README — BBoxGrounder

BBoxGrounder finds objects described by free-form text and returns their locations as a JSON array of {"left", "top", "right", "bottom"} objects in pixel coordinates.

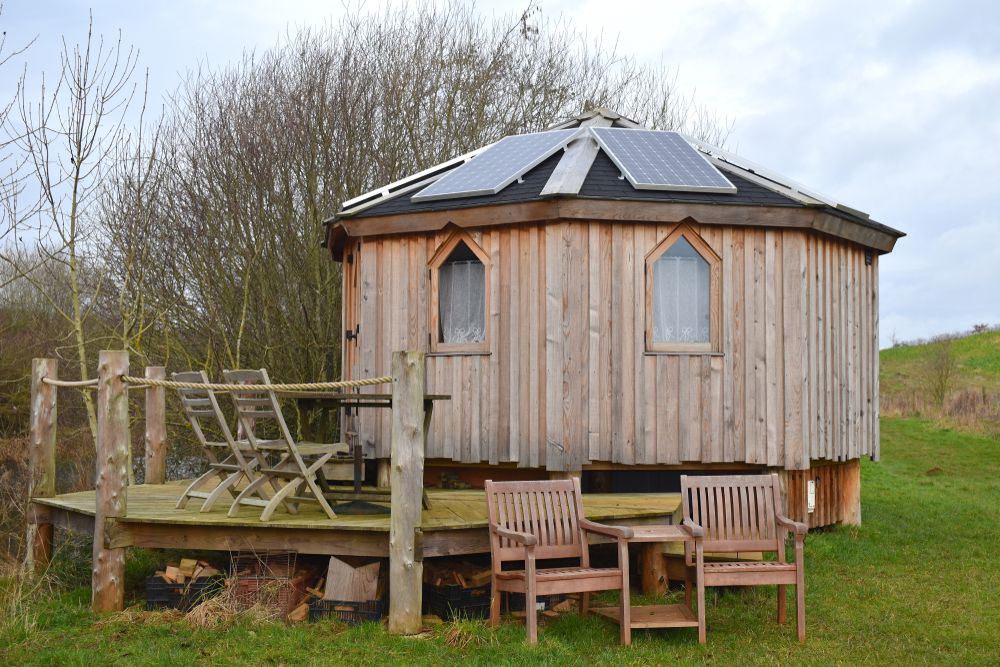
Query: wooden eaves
[{"left": 326, "top": 197, "right": 902, "bottom": 256}]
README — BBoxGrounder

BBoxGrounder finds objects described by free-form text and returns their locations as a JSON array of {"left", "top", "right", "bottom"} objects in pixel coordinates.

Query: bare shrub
[
  {"left": 0, "top": 437, "right": 29, "bottom": 561},
  {"left": 944, "top": 388, "right": 1000, "bottom": 437},
  {"left": 0, "top": 546, "right": 72, "bottom": 645},
  {"left": 884, "top": 384, "right": 1000, "bottom": 438},
  {"left": 0, "top": 428, "right": 96, "bottom": 566},
  {"left": 880, "top": 392, "right": 928, "bottom": 419},
  {"left": 925, "top": 337, "right": 957, "bottom": 409},
  {"left": 185, "top": 578, "right": 283, "bottom": 629}
]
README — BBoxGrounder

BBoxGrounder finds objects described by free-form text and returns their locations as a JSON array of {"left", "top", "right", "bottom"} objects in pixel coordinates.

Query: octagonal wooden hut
[{"left": 325, "top": 108, "right": 904, "bottom": 527}]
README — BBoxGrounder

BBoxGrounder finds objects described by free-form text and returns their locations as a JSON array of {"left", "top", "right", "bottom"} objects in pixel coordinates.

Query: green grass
[
  {"left": 3, "top": 417, "right": 999, "bottom": 665},
  {"left": 880, "top": 329, "right": 1000, "bottom": 396}
]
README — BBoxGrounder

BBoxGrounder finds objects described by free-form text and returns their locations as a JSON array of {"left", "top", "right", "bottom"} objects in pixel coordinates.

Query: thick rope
[
  {"left": 41, "top": 377, "right": 99, "bottom": 388},
  {"left": 119, "top": 375, "right": 392, "bottom": 392}
]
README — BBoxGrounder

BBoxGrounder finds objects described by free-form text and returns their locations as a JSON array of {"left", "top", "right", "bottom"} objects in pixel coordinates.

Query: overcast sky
[{"left": 3, "top": 0, "right": 998, "bottom": 346}]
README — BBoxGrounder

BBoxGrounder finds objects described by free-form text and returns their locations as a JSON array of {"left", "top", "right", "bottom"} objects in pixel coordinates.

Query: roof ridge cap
[{"left": 539, "top": 119, "right": 613, "bottom": 196}]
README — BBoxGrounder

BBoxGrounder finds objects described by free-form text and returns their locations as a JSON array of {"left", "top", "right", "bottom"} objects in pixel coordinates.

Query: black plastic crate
[
  {"left": 145, "top": 577, "right": 183, "bottom": 611},
  {"left": 145, "top": 575, "right": 225, "bottom": 611},
  {"left": 503, "top": 592, "right": 567, "bottom": 613},
  {"left": 423, "top": 582, "right": 491, "bottom": 620},
  {"left": 309, "top": 598, "right": 385, "bottom": 625},
  {"left": 420, "top": 583, "right": 568, "bottom": 619}
]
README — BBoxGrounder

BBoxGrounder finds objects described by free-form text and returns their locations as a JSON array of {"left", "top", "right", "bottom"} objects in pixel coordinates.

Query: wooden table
[
  {"left": 593, "top": 525, "right": 701, "bottom": 635},
  {"left": 277, "top": 391, "right": 450, "bottom": 507}
]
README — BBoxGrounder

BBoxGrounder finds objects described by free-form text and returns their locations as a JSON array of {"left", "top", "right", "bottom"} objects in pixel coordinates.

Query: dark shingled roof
[
  {"left": 354, "top": 148, "right": 803, "bottom": 219},
  {"left": 577, "top": 151, "right": 801, "bottom": 207},
  {"left": 354, "top": 152, "right": 564, "bottom": 218}
]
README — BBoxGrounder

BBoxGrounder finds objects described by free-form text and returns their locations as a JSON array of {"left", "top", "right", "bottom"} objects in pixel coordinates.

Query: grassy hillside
[
  {"left": 880, "top": 329, "right": 1000, "bottom": 395},
  {"left": 880, "top": 329, "right": 1000, "bottom": 436}
]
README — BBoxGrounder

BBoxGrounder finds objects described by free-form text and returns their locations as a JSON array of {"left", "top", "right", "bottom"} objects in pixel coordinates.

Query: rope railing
[
  {"left": 41, "top": 374, "right": 393, "bottom": 392},
  {"left": 119, "top": 375, "right": 393, "bottom": 392},
  {"left": 41, "top": 377, "right": 99, "bottom": 389}
]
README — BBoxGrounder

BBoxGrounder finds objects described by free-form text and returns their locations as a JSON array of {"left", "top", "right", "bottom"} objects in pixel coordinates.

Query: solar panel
[
  {"left": 589, "top": 128, "right": 736, "bottom": 194},
  {"left": 411, "top": 129, "right": 580, "bottom": 202}
]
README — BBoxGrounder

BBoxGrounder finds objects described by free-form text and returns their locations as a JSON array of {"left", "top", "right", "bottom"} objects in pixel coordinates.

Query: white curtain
[
  {"left": 651, "top": 237, "right": 710, "bottom": 343},
  {"left": 439, "top": 259, "right": 486, "bottom": 343}
]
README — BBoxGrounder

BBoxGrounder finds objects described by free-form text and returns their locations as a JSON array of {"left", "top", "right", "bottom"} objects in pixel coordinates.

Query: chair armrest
[
  {"left": 681, "top": 518, "right": 704, "bottom": 538},
  {"left": 775, "top": 513, "right": 808, "bottom": 536},
  {"left": 493, "top": 526, "right": 537, "bottom": 546},
  {"left": 579, "top": 519, "right": 634, "bottom": 540}
]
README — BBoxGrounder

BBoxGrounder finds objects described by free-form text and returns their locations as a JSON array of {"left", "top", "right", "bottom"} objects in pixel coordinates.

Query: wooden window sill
[
  {"left": 643, "top": 351, "right": 724, "bottom": 357},
  {"left": 427, "top": 350, "right": 492, "bottom": 357}
]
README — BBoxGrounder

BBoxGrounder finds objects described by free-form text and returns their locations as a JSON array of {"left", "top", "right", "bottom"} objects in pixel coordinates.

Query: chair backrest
[
  {"left": 173, "top": 370, "right": 242, "bottom": 455},
  {"left": 221, "top": 368, "right": 298, "bottom": 454},
  {"left": 484, "top": 478, "right": 589, "bottom": 563},
  {"left": 681, "top": 473, "right": 785, "bottom": 554}
]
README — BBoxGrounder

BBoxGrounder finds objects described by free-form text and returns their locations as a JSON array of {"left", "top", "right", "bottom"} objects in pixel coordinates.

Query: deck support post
[
  {"left": 26, "top": 358, "right": 58, "bottom": 574},
  {"left": 144, "top": 366, "right": 167, "bottom": 485},
  {"left": 841, "top": 459, "right": 862, "bottom": 525},
  {"left": 377, "top": 459, "right": 391, "bottom": 488},
  {"left": 639, "top": 543, "right": 671, "bottom": 595},
  {"left": 388, "top": 350, "right": 426, "bottom": 635},
  {"left": 93, "top": 350, "right": 129, "bottom": 613}
]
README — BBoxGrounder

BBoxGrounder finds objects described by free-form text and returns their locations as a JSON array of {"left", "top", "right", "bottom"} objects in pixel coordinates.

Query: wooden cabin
[{"left": 325, "top": 108, "right": 904, "bottom": 527}]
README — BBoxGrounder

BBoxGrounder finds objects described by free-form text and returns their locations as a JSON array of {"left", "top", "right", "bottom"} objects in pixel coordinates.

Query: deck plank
[{"left": 34, "top": 482, "right": 680, "bottom": 534}]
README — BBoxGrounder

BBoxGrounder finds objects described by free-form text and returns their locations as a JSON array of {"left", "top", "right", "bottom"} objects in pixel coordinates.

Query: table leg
[
  {"left": 316, "top": 465, "right": 331, "bottom": 493},
  {"left": 353, "top": 441, "right": 363, "bottom": 493},
  {"left": 619, "top": 538, "right": 632, "bottom": 646}
]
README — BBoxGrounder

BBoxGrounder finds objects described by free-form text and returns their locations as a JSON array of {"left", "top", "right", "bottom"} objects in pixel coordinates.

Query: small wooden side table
[{"left": 593, "top": 525, "right": 702, "bottom": 640}]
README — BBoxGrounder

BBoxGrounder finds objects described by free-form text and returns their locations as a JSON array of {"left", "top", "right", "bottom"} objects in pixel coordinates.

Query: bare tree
[
  {"left": 7, "top": 15, "right": 139, "bottom": 445},
  {"left": 0, "top": 2, "right": 38, "bottom": 288},
  {"left": 96, "top": 71, "right": 172, "bottom": 360}
]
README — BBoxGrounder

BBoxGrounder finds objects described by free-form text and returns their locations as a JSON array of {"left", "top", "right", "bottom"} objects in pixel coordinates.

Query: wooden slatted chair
[
  {"left": 681, "top": 473, "right": 809, "bottom": 643},
  {"left": 173, "top": 370, "right": 270, "bottom": 512},
  {"left": 223, "top": 369, "right": 348, "bottom": 521},
  {"left": 485, "top": 478, "right": 634, "bottom": 645}
]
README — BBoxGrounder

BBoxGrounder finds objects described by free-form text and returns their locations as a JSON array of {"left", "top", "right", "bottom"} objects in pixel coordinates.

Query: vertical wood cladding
[{"left": 345, "top": 221, "right": 879, "bottom": 471}]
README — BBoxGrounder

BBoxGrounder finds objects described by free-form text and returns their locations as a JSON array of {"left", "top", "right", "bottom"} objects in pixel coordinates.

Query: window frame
[
  {"left": 428, "top": 229, "right": 491, "bottom": 354},
  {"left": 644, "top": 224, "right": 722, "bottom": 353}
]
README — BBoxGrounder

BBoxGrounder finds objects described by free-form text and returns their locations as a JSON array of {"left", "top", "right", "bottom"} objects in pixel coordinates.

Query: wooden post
[
  {"left": 841, "top": 459, "right": 862, "bottom": 525},
  {"left": 377, "top": 460, "right": 391, "bottom": 488},
  {"left": 93, "top": 350, "right": 129, "bottom": 612},
  {"left": 25, "top": 358, "right": 57, "bottom": 574},
  {"left": 144, "top": 366, "right": 167, "bottom": 485},
  {"left": 388, "top": 351, "right": 426, "bottom": 635},
  {"left": 639, "top": 543, "right": 670, "bottom": 595}
]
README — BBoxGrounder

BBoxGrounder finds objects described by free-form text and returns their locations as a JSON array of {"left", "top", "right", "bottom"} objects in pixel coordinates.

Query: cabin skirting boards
[{"left": 778, "top": 458, "right": 861, "bottom": 528}]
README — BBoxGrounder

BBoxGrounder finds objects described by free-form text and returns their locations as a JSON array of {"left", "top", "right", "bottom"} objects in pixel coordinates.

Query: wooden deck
[{"left": 32, "top": 482, "right": 681, "bottom": 559}]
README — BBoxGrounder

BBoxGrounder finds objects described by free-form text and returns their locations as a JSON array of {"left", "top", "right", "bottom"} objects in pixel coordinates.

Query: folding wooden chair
[
  {"left": 173, "top": 370, "right": 269, "bottom": 512},
  {"left": 223, "top": 368, "right": 348, "bottom": 521},
  {"left": 681, "top": 473, "right": 809, "bottom": 642}
]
